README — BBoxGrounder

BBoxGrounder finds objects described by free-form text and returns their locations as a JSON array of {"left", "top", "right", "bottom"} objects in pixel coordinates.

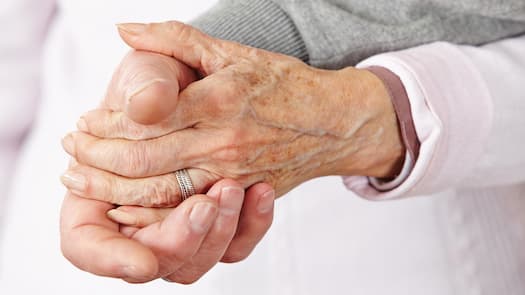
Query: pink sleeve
[{"left": 344, "top": 35, "right": 525, "bottom": 200}]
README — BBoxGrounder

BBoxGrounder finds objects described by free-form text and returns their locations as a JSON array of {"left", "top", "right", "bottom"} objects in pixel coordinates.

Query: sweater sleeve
[
  {"left": 275, "top": 0, "right": 525, "bottom": 68},
  {"left": 191, "top": 0, "right": 525, "bottom": 69},
  {"left": 344, "top": 34, "right": 525, "bottom": 200},
  {"left": 190, "top": 0, "right": 308, "bottom": 62}
]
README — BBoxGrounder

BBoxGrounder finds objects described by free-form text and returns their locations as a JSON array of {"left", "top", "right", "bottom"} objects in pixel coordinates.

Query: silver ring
[{"left": 174, "top": 169, "right": 196, "bottom": 201}]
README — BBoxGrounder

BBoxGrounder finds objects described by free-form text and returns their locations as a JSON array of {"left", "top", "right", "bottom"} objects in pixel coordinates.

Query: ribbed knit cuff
[{"left": 190, "top": 0, "right": 309, "bottom": 62}]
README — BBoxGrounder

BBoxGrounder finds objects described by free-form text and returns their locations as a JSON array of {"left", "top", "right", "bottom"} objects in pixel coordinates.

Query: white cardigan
[{"left": 1, "top": 1, "right": 524, "bottom": 294}]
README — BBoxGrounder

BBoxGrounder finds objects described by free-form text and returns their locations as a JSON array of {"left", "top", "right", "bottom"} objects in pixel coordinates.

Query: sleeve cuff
[
  {"left": 364, "top": 66, "right": 420, "bottom": 192},
  {"left": 345, "top": 42, "right": 492, "bottom": 200},
  {"left": 369, "top": 151, "right": 413, "bottom": 191},
  {"left": 190, "top": 0, "right": 308, "bottom": 62}
]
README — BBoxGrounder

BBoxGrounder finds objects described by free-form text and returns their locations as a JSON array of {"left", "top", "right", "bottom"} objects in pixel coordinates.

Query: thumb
[
  {"left": 116, "top": 21, "right": 234, "bottom": 76},
  {"left": 106, "top": 50, "right": 196, "bottom": 125}
]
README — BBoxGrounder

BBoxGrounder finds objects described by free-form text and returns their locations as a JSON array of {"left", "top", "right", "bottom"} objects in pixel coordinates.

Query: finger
[
  {"left": 60, "top": 162, "right": 220, "bottom": 207},
  {"left": 60, "top": 192, "right": 158, "bottom": 282},
  {"left": 78, "top": 72, "right": 236, "bottom": 141},
  {"left": 164, "top": 179, "right": 244, "bottom": 284},
  {"left": 108, "top": 206, "right": 172, "bottom": 228},
  {"left": 222, "top": 183, "right": 274, "bottom": 263},
  {"left": 61, "top": 130, "right": 214, "bottom": 178},
  {"left": 78, "top": 106, "right": 199, "bottom": 140},
  {"left": 117, "top": 21, "right": 238, "bottom": 75},
  {"left": 77, "top": 109, "right": 173, "bottom": 140},
  {"left": 130, "top": 195, "right": 219, "bottom": 277},
  {"left": 78, "top": 73, "right": 220, "bottom": 140},
  {"left": 103, "top": 50, "right": 196, "bottom": 125}
]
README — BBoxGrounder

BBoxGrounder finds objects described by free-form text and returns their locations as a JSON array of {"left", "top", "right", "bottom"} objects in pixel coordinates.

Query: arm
[
  {"left": 190, "top": 0, "right": 525, "bottom": 68},
  {"left": 345, "top": 33, "right": 525, "bottom": 199},
  {"left": 59, "top": 24, "right": 525, "bottom": 283},
  {"left": 190, "top": 0, "right": 525, "bottom": 198},
  {"left": 64, "top": 23, "right": 525, "bottom": 204}
]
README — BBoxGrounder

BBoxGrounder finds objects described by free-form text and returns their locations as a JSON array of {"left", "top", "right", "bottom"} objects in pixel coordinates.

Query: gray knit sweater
[{"left": 191, "top": 0, "right": 525, "bottom": 69}]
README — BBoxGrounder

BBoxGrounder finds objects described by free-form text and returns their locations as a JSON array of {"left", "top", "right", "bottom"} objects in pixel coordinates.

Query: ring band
[{"left": 174, "top": 169, "right": 196, "bottom": 201}]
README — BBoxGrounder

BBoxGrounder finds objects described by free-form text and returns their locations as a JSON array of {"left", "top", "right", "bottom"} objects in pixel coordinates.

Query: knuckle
[
  {"left": 209, "top": 129, "right": 255, "bottom": 178},
  {"left": 120, "top": 141, "right": 151, "bottom": 177},
  {"left": 168, "top": 21, "right": 195, "bottom": 42},
  {"left": 144, "top": 22, "right": 157, "bottom": 34},
  {"left": 201, "top": 50, "right": 227, "bottom": 73},
  {"left": 213, "top": 145, "right": 244, "bottom": 164},
  {"left": 140, "top": 177, "right": 179, "bottom": 207},
  {"left": 108, "top": 175, "right": 128, "bottom": 204},
  {"left": 228, "top": 125, "right": 248, "bottom": 142},
  {"left": 243, "top": 46, "right": 265, "bottom": 61},
  {"left": 217, "top": 128, "right": 249, "bottom": 161},
  {"left": 164, "top": 20, "right": 211, "bottom": 45}
]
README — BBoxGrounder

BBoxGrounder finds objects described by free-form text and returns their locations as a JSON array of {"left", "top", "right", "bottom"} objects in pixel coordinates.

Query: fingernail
[
  {"left": 61, "top": 134, "right": 76, "bottom": 156},
  {"left": 189, "top": 202, "right": 217, "bottom": 234},
  {"left": 117, "top": 23, "right": 147, "bottom": 35},
  {"left": 257, "top": 190, "right": 275, "bottom": 214},
  {"left": 107, "top": 209, "right": 137, "bottom": 226},
  {"left": 77, "top": 117, "right": 89, "bottom": 132},
  {"left": 61, "top": 171, "right": 86, "bottom": 193},
  {"left": 219, "top": 187, "right": 244, "bottom": 216}
]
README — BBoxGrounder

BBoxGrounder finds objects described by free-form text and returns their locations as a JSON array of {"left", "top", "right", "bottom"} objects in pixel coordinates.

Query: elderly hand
[
  {"left": 60, "top": 178, "right": 274, "bottom": 284},
  {"left": 61, "top": 21, "right": 404, "bottom": 208},
  {"left": 60, "top": 49, "right": 276, "bottom": 284}
]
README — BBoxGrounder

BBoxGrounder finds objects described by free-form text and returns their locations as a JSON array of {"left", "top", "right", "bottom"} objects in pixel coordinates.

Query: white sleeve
[
  {"left": 344, "top": 34, "right": 525, "bottom": 200},
  {"left": 0, "top": 0, "right": 57, "bottom": 194}
]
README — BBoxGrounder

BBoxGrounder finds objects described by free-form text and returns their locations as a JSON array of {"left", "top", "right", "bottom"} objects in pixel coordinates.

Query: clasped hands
[{"left": 60, "top": 21, "right": 404, "bottom": 283}]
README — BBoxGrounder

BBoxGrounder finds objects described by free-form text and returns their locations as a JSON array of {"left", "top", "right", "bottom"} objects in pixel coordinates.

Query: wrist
[{"left": 317, "top": 67, "right": 405, "bottom": 179}]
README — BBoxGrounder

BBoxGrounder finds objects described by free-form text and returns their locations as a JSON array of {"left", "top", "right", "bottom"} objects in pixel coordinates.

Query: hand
[
  {"left": 61, "top": 21, "right": 404, "bottom": 207},
  {"left": 60, "top": 179, "right": 275, "bottom": 284},
  {"left": 60, "top": 49, "right": 276, "bottom": 284}
]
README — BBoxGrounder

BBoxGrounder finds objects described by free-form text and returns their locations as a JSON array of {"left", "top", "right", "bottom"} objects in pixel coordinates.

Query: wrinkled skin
[
  {"left": 60, "top": 21, "right": 404, "bottom": 284},
  {"left": 61, "top": 21, "right": 404, "bottom": 209}
]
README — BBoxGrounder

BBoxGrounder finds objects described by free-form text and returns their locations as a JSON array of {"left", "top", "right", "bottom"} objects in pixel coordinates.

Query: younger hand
[{"left": 60, "top": 179, "right": 275, "bottom": 283}]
